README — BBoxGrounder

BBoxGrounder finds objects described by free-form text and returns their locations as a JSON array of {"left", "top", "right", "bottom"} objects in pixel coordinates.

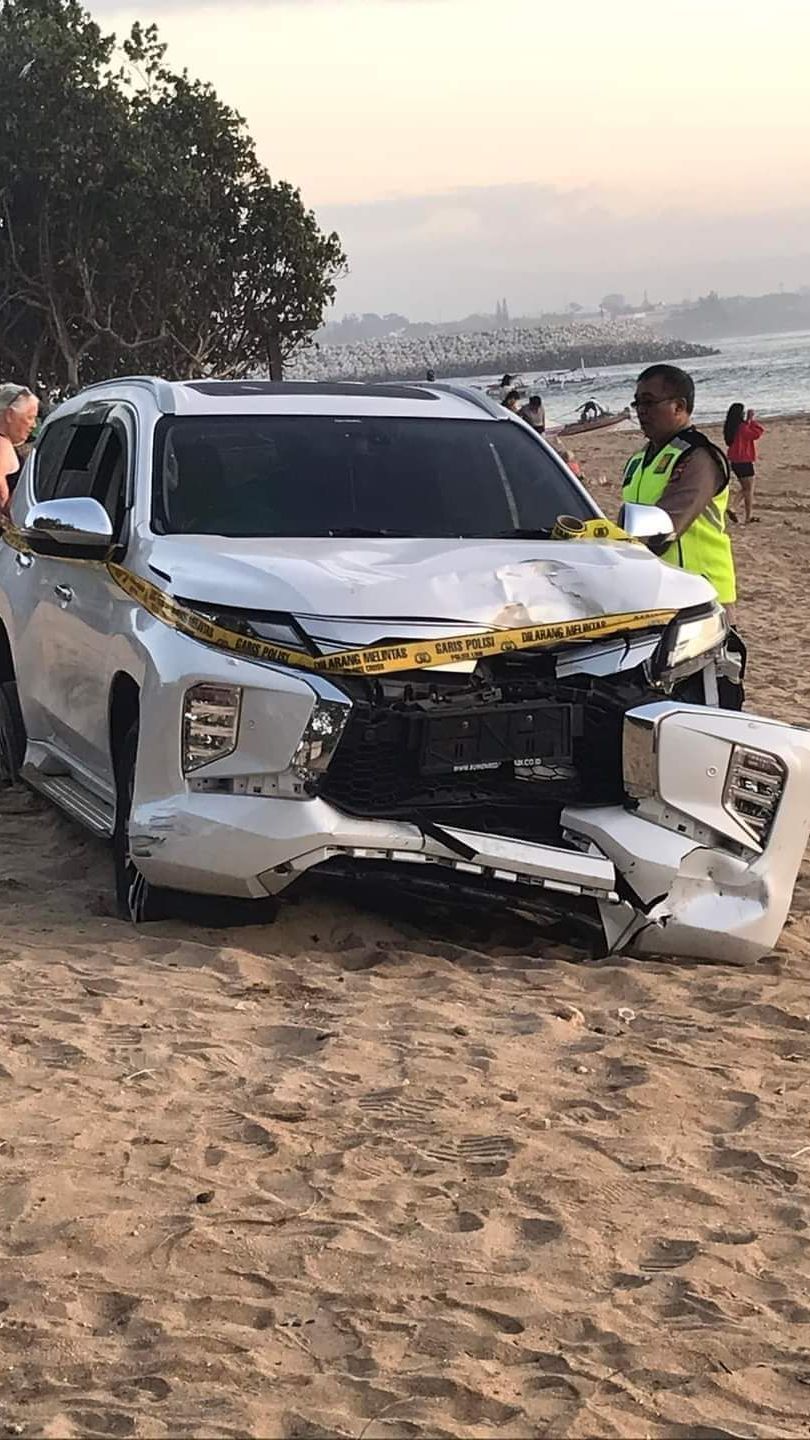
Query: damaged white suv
[{"left": 0, "top": 377, "right": 808, "bottom": 960}]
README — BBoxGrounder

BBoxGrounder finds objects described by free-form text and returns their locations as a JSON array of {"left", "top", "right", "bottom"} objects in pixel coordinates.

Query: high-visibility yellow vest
[{"left": 622, "top": 432, "right": 736, "bottom": 604}]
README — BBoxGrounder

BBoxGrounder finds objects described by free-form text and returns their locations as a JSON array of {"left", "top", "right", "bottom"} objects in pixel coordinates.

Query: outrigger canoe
[{"left": 551, "top": 407, "right": 631, "bottom": 438}]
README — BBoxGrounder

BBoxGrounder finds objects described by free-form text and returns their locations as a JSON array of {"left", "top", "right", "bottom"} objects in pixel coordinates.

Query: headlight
[
  {"left": 724, "top": 745, "right": 786, "bottom": 846},
  {"left": 182, "top": 683, "right": 242, "bottom": 772},
  {"left": 290, "top": 698, "right": 350, "bottom": 783},
  {"left": 652, "top": 605, "right": 727, "bottom": 681}
]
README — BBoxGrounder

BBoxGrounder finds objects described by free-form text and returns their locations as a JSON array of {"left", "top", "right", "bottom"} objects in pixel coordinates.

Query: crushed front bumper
[{"left": 131, "top": 700, "right": 810, "bottom": 963}]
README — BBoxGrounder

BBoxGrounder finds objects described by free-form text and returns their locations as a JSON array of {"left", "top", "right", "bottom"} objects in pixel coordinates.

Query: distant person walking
[
  {"left": 622, "top": 364, "right": 736, "bottom": 605},
  {"left": 724, "top": 403, "right": 764, "bottom": 525},
  {"left": 519, "top": 395, "right": 546, "bottom": 432},
  {"left": 0, "top": 385, "right": 39, "bottom": 517}
]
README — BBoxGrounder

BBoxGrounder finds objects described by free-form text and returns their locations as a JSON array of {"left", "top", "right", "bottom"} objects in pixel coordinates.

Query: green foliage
[{"left": 0, "top": 0, "right": 346, "bottom": 391}]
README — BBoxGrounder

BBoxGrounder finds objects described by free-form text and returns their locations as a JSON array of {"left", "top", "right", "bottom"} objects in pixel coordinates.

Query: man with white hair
[{"left": 0, "top": 384, "right": 39, "bottom": 515}]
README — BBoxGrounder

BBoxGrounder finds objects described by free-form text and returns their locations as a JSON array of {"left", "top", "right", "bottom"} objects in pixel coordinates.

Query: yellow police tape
[{"left": 4, "top": 517, "right": 675, "bottom": 679}]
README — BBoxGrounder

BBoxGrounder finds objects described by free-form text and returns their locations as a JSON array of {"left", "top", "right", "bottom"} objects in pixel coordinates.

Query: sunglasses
[{"left": 631, "top": 394, "right": 681, "bottom": 412}]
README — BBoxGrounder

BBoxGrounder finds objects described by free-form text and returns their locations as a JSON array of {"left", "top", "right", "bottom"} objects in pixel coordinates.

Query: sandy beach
[{"left": 1, "top": 416, "right": 809, "bottom": 1439}]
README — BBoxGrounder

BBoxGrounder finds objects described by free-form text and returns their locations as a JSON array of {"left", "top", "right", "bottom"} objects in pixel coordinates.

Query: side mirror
[
  {"left": 21, "top": 498, "right": 113, "bottom": 555},
  {"left": 618, "top": 502, "right": 675, "bottom": 544}
]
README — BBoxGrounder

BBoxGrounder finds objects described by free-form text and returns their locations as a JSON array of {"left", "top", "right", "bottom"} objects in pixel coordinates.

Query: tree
[
  {"left": 600, "top": 292, "right": 628, "bottom": 317},
  {"left": 0, "top": 0, "right": 346, "bottom": 392},
  {"left": 231, "top": 176, "right": 346, "bottom": 380}
]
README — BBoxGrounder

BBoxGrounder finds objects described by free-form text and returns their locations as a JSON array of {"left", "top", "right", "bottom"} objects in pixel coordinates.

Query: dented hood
[{"left": 144, "top": 534, "right": 715, "bottom": 639}]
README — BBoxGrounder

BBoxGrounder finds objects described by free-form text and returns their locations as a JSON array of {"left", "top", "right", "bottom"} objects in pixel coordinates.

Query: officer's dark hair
[{"left": 637, "top": 364, "right": 695, "bottom": 414}]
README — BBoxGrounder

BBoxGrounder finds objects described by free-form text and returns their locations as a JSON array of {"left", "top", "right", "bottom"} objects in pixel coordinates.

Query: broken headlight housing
[
  {"left": 182, "top": 683, "right": 242, "bottom": 772},
  {"left": 290, "top": 698, "right": 350, "bottom": 785},
  {"left": 651, "top": 604, "right": 727, "bottom": 684}
]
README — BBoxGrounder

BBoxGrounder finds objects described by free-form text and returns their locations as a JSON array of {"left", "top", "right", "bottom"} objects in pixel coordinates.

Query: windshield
[{"left": 152, "top": 415, "right": 595, "bottom": 538}]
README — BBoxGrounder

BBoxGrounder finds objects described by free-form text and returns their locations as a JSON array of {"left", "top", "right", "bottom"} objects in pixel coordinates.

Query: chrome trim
[{"left": 24, "top": 498, "right": 114, "bottom": 548}]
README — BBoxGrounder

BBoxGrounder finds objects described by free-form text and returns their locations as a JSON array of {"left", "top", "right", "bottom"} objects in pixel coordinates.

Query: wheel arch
[
  {"left": 0, "top": 621, "right": 15, "bottom": 686},
  {"left": 108, "top": 671, "right": 141, "bottom": 781}
]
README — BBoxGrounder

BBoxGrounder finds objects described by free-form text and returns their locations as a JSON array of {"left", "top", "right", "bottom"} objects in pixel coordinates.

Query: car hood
[{"left": 144, "top": 534, "right": 715, "bottom": 641}]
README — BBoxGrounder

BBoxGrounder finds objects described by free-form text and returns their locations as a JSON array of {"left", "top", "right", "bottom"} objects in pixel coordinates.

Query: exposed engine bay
[{"left": 319, "top": 653, "right": 689, "bottom": 842}]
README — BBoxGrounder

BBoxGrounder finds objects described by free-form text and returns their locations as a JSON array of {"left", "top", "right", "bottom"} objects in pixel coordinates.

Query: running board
[{"left": 24, "top": 769, "right": 115, "bottom": 837}]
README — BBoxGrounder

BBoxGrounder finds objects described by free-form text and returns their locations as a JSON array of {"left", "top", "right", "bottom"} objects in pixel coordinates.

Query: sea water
[{"left": 454, "top": 330, "right": 810, "bottom": 428}]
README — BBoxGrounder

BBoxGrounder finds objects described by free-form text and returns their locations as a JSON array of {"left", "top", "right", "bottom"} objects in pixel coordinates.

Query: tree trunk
[
  {"left": 266, "top": 334, "right": 283, "bottom": 381},
  {"left": 26, "top": 336, "right": 44, "bottom": 392}
]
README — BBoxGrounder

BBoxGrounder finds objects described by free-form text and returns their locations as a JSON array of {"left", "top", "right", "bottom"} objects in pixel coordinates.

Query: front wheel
[{"left": 113, "top": 722, "right": 171, "bottom": 923}]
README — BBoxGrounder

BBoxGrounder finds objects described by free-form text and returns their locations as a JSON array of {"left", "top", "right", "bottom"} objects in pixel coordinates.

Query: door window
[
  {"left": 34, "top": 419, "right": 76, "bottom": 502},
  {"left": 43, "top": 421, "right": 128, "bottom": 533}
]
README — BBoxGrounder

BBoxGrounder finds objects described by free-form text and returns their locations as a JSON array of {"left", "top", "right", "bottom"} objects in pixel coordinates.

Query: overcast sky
[{"left": 93, "top": 0, "right": 810, "bottom": 317}]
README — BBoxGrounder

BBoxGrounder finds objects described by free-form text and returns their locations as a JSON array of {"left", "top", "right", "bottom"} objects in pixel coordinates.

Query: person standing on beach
[
  {"left": 519, "top": 395, "right": 546, "bottom": 432},
  {"left": 724, "top": 403, "right": 764, "bottom": 525},
  {"left": 0, "top": 385, "right": 39, "bottom": 517},
  {"left": 622, "top": 365, "right": 736, "bottom": 605}
]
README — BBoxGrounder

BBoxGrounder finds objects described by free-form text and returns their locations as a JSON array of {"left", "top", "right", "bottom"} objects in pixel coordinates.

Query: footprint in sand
[
  {"left": 711, "top": 1143, "right": 798, "bottom": 1187},
  {"left": 69, "top": 1412, "right": 136, "bottom": 1438},
  {"left": 699, "top": 1089, "right": 761, "bottom": 1135},
  {"left": 255, "top": 1024, "right": 335, "bottom": 1060},
  {"left": 640, "top": 1238, "right": 700, "bottom": 1271},
  {"left": 519, "top": 1217, "right": 564, "bottom": 1245},
  {"left": 210, "top": 1110, "right": 278, "bottom": 1154},
  {"left": 421, "top": 1134, "right": 518, "bottom": 1174},
  {"left": 357, "top": 1087, "right": 446, "bottom": 1127}
]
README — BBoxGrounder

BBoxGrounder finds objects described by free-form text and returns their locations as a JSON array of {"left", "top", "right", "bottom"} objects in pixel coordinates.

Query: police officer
[{"left": 622, "top": 364, "right": 736, "bottom": 606}]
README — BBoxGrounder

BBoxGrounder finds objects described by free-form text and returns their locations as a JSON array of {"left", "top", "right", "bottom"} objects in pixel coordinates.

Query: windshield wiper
[
  {"left": 491, "top": 526, "right": 553, "bottom": 539},
  {"left": 323, "top": 526, "right": 415, "bottom": 538}
]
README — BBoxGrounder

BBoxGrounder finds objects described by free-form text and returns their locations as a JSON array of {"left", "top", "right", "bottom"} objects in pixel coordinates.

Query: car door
[
  {"left": 15, "top": 404, "right": 137, "bottom": 786},
  {"left": 9, "top": 415, "right": 78, "bottom": 747}
]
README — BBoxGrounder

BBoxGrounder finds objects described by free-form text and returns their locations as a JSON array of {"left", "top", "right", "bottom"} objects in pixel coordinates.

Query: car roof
[{"left": 50, "top": 377, "right": 503, "bottom": 423}]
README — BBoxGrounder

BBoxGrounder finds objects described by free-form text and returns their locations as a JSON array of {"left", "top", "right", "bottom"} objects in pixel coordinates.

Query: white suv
[{"left": 0, "top": 376, "right": 807, "bottom": 960}]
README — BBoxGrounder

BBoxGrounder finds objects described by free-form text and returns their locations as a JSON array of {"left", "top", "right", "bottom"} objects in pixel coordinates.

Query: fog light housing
[
  {"left": 623, "top": 712, "right": 657, "bottom": 800},
  {"left": 291, "top": 698, "right": 350, "bottom": 784},
  {"left": 182, "top": 683, "right": 242, "bottom": 773},
  {"left": 723, "top": 745, "right": 786, "bottom": 846}
]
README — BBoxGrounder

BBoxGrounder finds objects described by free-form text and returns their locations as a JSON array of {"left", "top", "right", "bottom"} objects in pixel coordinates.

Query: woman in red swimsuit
[{"left": 724, "top": 403, "right": 764, "bottom": 525}]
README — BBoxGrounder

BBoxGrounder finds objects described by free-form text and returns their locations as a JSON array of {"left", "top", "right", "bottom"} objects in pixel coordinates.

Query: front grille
[{"left": 318, "top": 667, "right": 655, "bottom": 843}]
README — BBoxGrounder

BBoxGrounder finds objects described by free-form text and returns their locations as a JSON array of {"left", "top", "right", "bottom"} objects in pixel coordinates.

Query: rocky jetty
[{"left": 288, "top": 318, "right": 717, "bottom": 383}]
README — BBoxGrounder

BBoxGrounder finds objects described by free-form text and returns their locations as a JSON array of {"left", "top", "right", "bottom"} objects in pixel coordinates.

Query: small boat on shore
[{"left": 552, "top": 406, "right": 632, "bottom": 438}]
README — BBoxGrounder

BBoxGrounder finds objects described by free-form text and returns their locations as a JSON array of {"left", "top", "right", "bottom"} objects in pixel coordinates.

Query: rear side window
[
  {"left": 152, "top": 415, "right": 595, "bottom": 538},
  {"left": 34, "top": 419, "right": 75, "bottom": 502},
  {"left": 51, "top": 425, "right": 107, "bottom": 499},
  {"left": 34, "top": 419, "right": 128, "bottom": 530}
]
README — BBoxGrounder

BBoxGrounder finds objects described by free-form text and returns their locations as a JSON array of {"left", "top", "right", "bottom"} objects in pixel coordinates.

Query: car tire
[
  {"left": 0, "top": 681, "right": 26, "bottom": 787},
  {"left": 113, "top": 722, "right": 171, "bottom": 923}
]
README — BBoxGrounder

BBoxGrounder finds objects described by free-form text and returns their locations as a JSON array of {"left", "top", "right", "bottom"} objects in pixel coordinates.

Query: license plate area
[{"left": 419, "top": 703, "right": 574, "bottom": 776}]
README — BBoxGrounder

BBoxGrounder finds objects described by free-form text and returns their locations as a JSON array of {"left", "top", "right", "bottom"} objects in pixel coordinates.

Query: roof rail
[
  {"left": 423, "top": 381, "right": 504, "bottom": 419},
  {"left": 77, "top": 376, "right": 177, "bottom": 415}
]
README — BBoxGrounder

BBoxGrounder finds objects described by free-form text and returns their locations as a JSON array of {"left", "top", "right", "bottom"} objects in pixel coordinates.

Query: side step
[{"left": 25, "top": 769, "right": 115, "bottom": 837}]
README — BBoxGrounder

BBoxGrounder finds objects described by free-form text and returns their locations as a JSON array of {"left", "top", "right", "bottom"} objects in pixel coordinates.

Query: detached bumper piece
[{"left": 565, "top": 701, "right": 810, "bottom": 963}]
